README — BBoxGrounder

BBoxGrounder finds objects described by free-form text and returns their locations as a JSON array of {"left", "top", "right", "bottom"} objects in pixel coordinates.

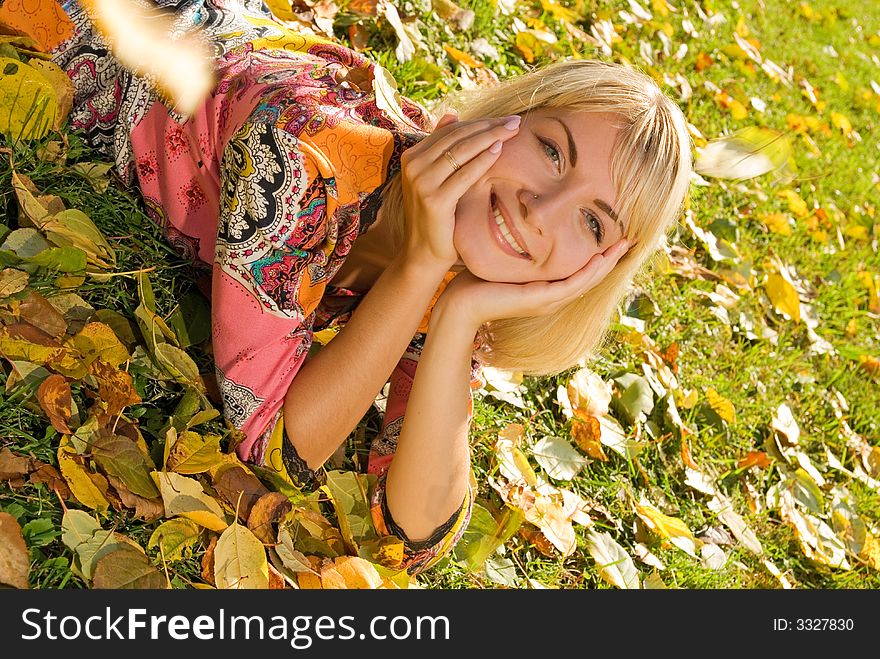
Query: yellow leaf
[
  {"left": 0, "top": 57, "right": 56, "bottom": 140},
  {"left": 735, "top": 15, "right": 749, "bottom": 37},
  {"left": 69, "top": 321, "right": 129, "bottom": 367},
  {"left": 25, "top": 59, "right": 74, "bottom": 131},
  {"left": 443, "top": 45, "right": 482, "bottom": 68},
  {"left": 635, "top": 497, "right": 701, "bottom": 557},
  {"left": 539, "top": 0, "right": 578, "bottom": 23},
  {"left": 764, "top": 272, "right": 802, "bottom": 323},
  {"left": 0, "top": 268, "right": 29, "bottom": 297},
  {"left": 214, "top": 522, "right": 269, "bottom": 589},
  {"left": 57, "top": 438, "right": 110, "bottom": 513},
  {"left": 152, "top": 471, "right": 229, "bottom": 532},
  {"left": 705, "top": 387, "right": 736, "bottom": 424},
  {"left": 777, "top": 189, "right": 809, "bottom": 217},
  {"left": 166, "top": 431, "right": 223, "bottom": 474},
  {"left": 320, "top": 556, "right": 387, "bottom": 589},
  {"left": 761, "top": 212, "right": 792, "bottom": 235},
  {"left": 830, "top": 111, "right": 852, "bottom": 134}
]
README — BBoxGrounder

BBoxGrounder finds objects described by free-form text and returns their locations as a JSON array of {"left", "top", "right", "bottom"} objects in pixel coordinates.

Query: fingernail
[
  {"left": 504, "top": 116, "right": 521, "bottom": 130},
  {"left": 489, "top": 140, "right": 502, "bottom": 153}
]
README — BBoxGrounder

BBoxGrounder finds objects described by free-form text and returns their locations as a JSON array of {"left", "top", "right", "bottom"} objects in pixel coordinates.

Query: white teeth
[{"left": 492, "top": 201, "right": 528, "bottom": 256}]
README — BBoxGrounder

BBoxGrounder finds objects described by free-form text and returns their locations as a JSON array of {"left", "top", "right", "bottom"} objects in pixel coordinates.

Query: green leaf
[
  {"left": 322, "top": 470, "right": 377, "bottom": 550},
  {"left": 147, "top": 518, "right": 202, "bottom": 562},
  {"left": 168, "top": 291, "right": 211, "bottom": 347},
  {"left": 92, "top": 545, "right": 167, "bottom": 589},
  {"left": 92, "top": 434, "right": 159, "bottom": 499},
  {"left": 25, "top": 246, "right": 86, "bottom": 272},
  {"left": 453, "top": 503, "right": 523, "bottom": 571}
]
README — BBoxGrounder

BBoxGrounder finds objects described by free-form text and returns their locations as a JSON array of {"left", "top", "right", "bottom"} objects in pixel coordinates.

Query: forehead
[{"left": 525, "top": 108, "right": 621, "bottom": 146}]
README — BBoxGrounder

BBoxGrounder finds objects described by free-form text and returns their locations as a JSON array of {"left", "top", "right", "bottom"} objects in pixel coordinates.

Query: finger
[
  {"left": 572, "top": 241, "right": 630, "bottom": 297},
  {"left": 407, "top": 116, "right": 519, "bottom": 172}
]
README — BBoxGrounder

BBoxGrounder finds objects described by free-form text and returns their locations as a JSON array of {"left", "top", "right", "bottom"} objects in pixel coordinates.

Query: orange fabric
[
  {"left": 416, "top": 270, "right": 459, "bottom": 334},
  {"left": 0, "top": 0, "right": 75, "bottom": 51}
]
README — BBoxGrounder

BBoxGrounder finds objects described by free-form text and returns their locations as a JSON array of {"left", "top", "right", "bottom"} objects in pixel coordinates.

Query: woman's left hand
[{"left": 435, "top": 238, "right": 631, "bottom": 330}]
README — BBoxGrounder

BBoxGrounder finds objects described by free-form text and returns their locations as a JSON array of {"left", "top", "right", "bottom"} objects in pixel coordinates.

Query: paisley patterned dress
[{"left": 44, "top": 0, "right": 483, "bottom": 575}]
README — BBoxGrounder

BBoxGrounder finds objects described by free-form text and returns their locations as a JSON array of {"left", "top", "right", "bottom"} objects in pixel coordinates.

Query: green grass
[{"left": 1, "top": 0, "right": 879, "bottom": 590}]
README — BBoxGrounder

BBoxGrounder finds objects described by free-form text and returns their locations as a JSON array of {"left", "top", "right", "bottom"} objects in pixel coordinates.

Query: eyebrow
[{"left": 551, "top": 116, "right": 626, "bottom": 236}]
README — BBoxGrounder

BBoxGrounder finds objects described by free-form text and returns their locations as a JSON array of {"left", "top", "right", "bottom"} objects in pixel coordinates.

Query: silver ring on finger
[{"left": 443, "top": 149, "right": 462, "bottom": 172}]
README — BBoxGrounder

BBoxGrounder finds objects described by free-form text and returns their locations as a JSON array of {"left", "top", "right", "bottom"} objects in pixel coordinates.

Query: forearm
[
  {"left": 283, "top": 254, "right": 449, "bottom": 470},
  {"left": 384, "top": 301, "right": 479, "bottom": 541}
]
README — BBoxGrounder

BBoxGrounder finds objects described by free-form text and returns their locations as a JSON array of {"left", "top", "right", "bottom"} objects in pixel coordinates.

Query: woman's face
[{"left": 452, "top": 108, "right": 627, "bottom": 283}]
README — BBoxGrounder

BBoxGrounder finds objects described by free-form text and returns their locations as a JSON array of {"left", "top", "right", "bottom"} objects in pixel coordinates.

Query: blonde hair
[{"left": 380, "top": 59, "right": 692, "bottom": 376}]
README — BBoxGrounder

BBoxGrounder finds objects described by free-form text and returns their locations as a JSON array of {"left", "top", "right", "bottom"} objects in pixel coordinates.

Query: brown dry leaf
[
  {"left": 201, "top": 534, "right": 217, "bottom": 586},
  {"left": 87, "top": 358, "right": 141, "bottom": 417},
  {"left": 571, "top": 416, "right": 609, "bottom": 461},
  {"left": 19, "top": 290, "right": 69, "bottom": 338},
  {"left": 0, "top": 512, "right": 30, "bottom": 589},
  {"left": 29, "top": 462, "right": 72, "bottom": 499},
  {"left": 37, "top": 373, "right": 72, "bottom": 434},
  {"left": 518, "top": 524, "right": 556, "bottom": 557},
  {"left": 0, "top": 447, "right": 31, "bottom": 482},
  {"left": 247, "top": 492, "right": 293, "bottom": 545},
  {"left": 268, "top": 561, "right": 287, "bottom": 589},
  {"left": 106, "top": 474, "right": 164, "bottom": 522},
  {"left": 212, "top": 463, "right": 269, "bottom": 522}
]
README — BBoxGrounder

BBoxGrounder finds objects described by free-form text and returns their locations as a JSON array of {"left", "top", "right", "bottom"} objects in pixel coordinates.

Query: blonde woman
[{"left": 49, "top": 0, "right": 692, "bottom": 575}]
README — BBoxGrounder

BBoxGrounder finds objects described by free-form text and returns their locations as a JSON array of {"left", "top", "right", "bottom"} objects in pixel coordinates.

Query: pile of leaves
[{"left": 2, "top": 0, "right": 880, "bottom": 590}]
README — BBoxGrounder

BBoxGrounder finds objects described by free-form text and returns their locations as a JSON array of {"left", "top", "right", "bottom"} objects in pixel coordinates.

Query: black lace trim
[
  {"left": 380, "top": 485, "right": 466, "bottom": 552},
  {"left": 281, "top": 437, "right": 326, "bottom": 491}
]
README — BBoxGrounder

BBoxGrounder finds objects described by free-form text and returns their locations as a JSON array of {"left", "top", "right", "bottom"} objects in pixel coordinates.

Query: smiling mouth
[{"left": 491, "top": 193, "right": 531, "bottom": 259}]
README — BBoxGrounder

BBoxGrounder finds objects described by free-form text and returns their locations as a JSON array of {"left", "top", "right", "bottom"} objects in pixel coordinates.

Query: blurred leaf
[{"left": 695, "top": 126, "right": 794, "bottom": 182}]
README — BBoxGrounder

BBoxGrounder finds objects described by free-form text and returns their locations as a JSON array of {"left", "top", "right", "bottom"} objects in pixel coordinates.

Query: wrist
[{"left": 429, "top": 294, "right": 482, "bottom": 336}]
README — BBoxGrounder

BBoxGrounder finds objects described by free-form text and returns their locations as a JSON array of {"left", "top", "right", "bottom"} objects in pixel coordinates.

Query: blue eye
[
  {"left": 584, "top": 210, "right": 604, "bottom": 244},
  {"left": 539, "top": 138, "right": 561, "bottom": 170},
  {"left": 540, "top": 136, "right": 604, "bottom": 245}
]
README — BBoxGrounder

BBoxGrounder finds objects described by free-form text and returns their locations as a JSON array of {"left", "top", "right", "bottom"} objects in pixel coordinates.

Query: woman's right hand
[{"left": 398, "top": 110, "right": 522, "bottom": 271}]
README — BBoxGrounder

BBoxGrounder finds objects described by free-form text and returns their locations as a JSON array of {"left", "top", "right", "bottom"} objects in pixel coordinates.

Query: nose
[{"left": 520, "top": 188, "right": 569, "bottom": 237}]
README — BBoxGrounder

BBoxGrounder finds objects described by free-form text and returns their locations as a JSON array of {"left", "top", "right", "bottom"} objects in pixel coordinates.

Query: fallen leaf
[
  {"left": 635, "top": 495, "right": 701, "bottom": 557},
  {"left": 92, "top": 544, "right": 167, "bottom": 589},
  {"left": 152, "top": 471, "right": 229, "bottom": 532},
  {"left": 148, "top": 518, "right": 202, "bottom": 562},
  {"left": 166, "top": 430, "right": 222, "bottom": 474},
  {"left": 585, "top": 530, "right": 640, "bottom": 589},
  {"left": 212, "top": 463, "right": 268, "bottom": 522},
  {"left": 247, "top": 492, "right": 293, "bottom": 545},
  {"left": 214, "top": 522, "right": 269, "bottom": 589},
  {"left": 36, "top": 373, "right": 72, "bottom": 433},
  {"left": 531, "top": 435, "right": 588, "bottom": 481},
  {"left": 0, "top": 512, "right": 30, "bottom": 588},
  {"left": 92, "top": 433, "right": 159, "bottom": 499},
  {"left": 57, "top": 437, "right": 110, "bottom": 513}
]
